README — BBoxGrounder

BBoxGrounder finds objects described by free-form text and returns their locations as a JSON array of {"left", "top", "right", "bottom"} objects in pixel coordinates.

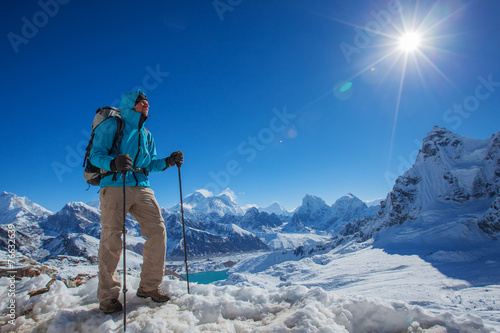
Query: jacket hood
[
  {"left": 119, "top": 89, "right": 147, "bottom": 111},
  {"left": 119, "top": 89, "right": 147, "bottom": 123}
]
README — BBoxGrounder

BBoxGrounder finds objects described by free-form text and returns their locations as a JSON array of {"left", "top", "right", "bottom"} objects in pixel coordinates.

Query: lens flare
[
  {"left": 398, "top": 32, "right": 421, "bottom": 52},
  {"left": 340, "top": 81, "right": 353, "bottom": 92}
]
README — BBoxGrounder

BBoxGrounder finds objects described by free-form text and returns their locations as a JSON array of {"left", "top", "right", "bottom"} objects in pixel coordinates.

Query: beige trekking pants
[{"left": 97, "top": 186, "right": 166, "bottom": 303}]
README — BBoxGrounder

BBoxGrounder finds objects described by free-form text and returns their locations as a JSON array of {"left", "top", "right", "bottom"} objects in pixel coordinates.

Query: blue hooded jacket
[{"left": 89, "top": 90, "right": 167, "bottom": 187}]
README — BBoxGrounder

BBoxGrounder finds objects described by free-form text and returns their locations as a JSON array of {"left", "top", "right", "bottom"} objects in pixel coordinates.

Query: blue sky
[{"left": 1, "top": 0, "right": 500, "bottom": 212}]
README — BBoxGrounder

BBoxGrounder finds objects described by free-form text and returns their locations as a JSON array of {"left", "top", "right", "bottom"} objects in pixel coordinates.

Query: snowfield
[
  {"left": 223, "top": 241, "right": 500, "bottom": 330},
  {"left": 1, "top": 242, "right": 499, "bottom": 332}
]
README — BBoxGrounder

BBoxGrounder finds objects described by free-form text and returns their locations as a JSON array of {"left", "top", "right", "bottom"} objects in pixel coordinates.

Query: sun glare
[
  {"left": 329, "top": 1, "right": 461, "bottom": 169},
  {"left": 399, "top": 32, "right": 422, "bottom": 52}
]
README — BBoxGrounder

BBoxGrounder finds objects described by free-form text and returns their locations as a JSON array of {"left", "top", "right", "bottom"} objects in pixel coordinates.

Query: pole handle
[{"left": 176, "top": 151, "right": 182, "bottom": 168}]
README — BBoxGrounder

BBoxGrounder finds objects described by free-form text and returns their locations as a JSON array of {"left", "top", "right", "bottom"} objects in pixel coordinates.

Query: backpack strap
[
  {"left": 82, "top": 132, "right": 95, "bottom": 168},
  {"left": 110, "top": 116, "right": 125, "bottom": 182},
  {"left": 112, "top": 116, "right": 125, "bottom": 155}
]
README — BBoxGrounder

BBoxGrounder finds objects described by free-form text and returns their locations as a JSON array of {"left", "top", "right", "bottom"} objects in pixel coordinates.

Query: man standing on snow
[{"left": 90, "top": 89, "right": 183, "bottom": 314}]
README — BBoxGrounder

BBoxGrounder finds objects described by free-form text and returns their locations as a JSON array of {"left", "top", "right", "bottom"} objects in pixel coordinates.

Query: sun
[
  {"left": 398, "top": 32, "right": 422, "bottom": 52},
  {"left": 328, "top": 1, "right": 462, "bottom": 168}
]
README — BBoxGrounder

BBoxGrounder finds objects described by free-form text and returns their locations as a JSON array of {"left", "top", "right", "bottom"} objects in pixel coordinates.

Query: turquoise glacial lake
[{"left": 182, "top": 269, "right": 230, "bottom": 284}]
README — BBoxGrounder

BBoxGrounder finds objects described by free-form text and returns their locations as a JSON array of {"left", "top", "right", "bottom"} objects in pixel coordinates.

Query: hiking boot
[
  {"left": 136, "top": 286, "right": 170, "bottom": 303},
  {"left": 99, "top": 299, "right": 123, "bottom": 314}
]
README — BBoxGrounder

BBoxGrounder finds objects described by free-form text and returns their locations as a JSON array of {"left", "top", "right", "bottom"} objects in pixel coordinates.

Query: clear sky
[{"left": 1, "top": 0, "right": 499, "bottom": 212}]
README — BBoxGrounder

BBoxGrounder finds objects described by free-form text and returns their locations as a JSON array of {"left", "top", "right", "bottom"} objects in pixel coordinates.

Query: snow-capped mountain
[
  {"left": 170, "top": 190, "right": 244, "bottom": 217},
  {"left": 42, "top": 233, "right": 100, "bottom": 263},
  {"left": 338, "top": 127, "right": 500, "bottom": 255},
  {"left": 0, "top": 192, "right": 52, "bottom": 225},
  {"left": 40, "top": 202, "right": 102, "bottom": 238},
  {"left": 0, "top": 224, "right": 49, "bottom": 260},
  {"left": 206, "top": 223, "right": 268, "bottom": 252},
  {"left": 284, "top": 193, "right": 378, "bottom": 234},
  {"left": 40, "top": 202, "right": 141, "bottom": 238},
  {"left": 166, "top": 218, "right": 268, "bottom": 258},
  {"left": 170, "top": 228, "right": 239, "bottom": 257},
  {"left": 226, "top": 207, "right": 283, "bottom": 233},
  {"left": 328, "top": 193, "right": 377, "bottom": 234},
  {"left": 215, "top": 208, "right": 330, "bottom": 250},
  {"left": 365, "top": 198, "right": 383, "bottom": 207},
  {"left": 3, "top": 126, "right": 498, "bottom": 270},
  {"left": 162, "top": 211, "right": 268, "bottom": 258},
  {"left": 0, "top": 192, "right": 52, "bottom": 258},
  {"left": 0, "top": 191, "right": 269, "bottom": 261},
  {"left": 285, "top": 195, "right": 333, "bottom": 232},
  {"left": 478, "top": 193, "right": 500, "bottom": 239},
  {"left": 0, "top": 192, "right": 51, "bottom": 233},
  {"left": 259, "top": 202, "right": 291, "bottom": 216}
]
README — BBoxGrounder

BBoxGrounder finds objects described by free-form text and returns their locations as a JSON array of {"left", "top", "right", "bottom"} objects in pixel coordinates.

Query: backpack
[{"left": 83, "top": 106, "right": 125, "bottom": 187}]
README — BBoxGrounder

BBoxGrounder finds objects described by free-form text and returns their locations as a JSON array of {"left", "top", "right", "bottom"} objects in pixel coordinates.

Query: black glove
[
  {"left": 166, "top": 151, "right": 184, "bottom": 168},
  {"left": 111, "top": 154, "right": 133, "bottom": 172}
]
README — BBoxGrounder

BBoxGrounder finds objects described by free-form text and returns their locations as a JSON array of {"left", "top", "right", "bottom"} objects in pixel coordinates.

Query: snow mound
[{"left": 0, "top": 275, "right": 491, "bottom": 332}]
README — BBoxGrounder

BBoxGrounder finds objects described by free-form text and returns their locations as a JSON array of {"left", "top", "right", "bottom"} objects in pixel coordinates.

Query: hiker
[{"left": 89, "top": 89, "right": 183, "bottom": 314}]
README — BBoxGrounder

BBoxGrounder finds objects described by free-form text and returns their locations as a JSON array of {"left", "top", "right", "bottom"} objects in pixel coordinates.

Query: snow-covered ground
[
  {"left": 224, "top": 241, "right": 500, "bottom": 330},
  {"left": 1, "top": 241, "right": 499, "bottom": 332}
]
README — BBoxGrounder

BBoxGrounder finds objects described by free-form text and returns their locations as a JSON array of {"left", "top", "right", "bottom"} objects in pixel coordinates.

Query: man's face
[{"left": 135, "top": 99, "right": 149, "bottom": 116}]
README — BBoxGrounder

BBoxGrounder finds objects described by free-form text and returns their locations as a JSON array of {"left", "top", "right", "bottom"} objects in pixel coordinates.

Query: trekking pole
[
  {"left": 177, "top": 164, "right": 190, "bottom": 294},
  {"left": 122, "top": 170, "right": 128, "bottom": 331}
]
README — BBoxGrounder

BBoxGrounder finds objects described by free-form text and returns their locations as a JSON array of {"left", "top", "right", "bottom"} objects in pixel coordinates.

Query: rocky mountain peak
[
  {"left": 0, "top": 191, "right": 52, "bottom": 220},
  {"left": 333, "top": 193, "right": 366, "bottom": 210},
  {"left": 171, "top": 191, "right": 244, "bottom": 217},
  {"left": 260, "top": 202, "right": 290, "bottom": 216},
  {"left": 421, "top": 126, "right": 463, "bottom": 160},
  {"left": 345, "top": 128, "right": 500, "bottom": 249},
  {"left": 300, "top": 195, "right": 329, "bottom": 211}
]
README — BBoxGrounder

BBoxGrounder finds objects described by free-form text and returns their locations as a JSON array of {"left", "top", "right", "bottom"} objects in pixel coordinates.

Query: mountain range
[
  {"left": 0, "top": 186, "right": 376, "bottom": 262},
  {"left": 1, "top": 127, "right": 499, "bottom": 270},
  {"left": 309, "top": 126, "right": 500, "bottom": 258}
]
